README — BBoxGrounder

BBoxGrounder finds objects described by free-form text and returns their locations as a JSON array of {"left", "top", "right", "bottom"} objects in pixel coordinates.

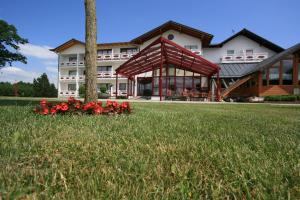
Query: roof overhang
[
  {"left": 131, "top": 21, "right": 214, "bottom": 47},
  {"left": 116, "top": 37, "right": 219, "bottom": 78}
]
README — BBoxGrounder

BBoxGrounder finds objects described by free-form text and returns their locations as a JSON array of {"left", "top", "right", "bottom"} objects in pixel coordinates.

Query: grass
[{"left": 0, "top": 97, "right": 299, "bottom": 199}]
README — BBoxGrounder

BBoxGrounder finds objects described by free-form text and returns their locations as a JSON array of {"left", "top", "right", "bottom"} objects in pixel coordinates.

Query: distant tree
[
  {"left": 0, "top": 82, "right": 14, "bottom": 96},
  {"left": 33, "top": 73, "right": 57, "bottom": 97},
  {"left": 17, "top": 81, "right": 34, "bottom": 97},
  {"left": 0, "top": 20, "right": 28, "bottom": 68},
  {"left": 84, "top": 0, "right": 98, "bottom": 103}
]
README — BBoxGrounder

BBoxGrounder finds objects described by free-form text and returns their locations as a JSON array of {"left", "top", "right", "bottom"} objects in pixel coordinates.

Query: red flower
[
  {"left": 42, "top": 107, "right": 49, "bottom": 115},
  {"left": 97, "top": 101, "right": 102, "bottom": 107},
  {"left": 93, "top": 105, "right": 103, "bottom": 115},
  {"left": 40, "top": 99, "right": 47, "bottom": 107},
  {"left": 50, "top": 107, "right": 57, "bottom": 115},
  {"left": 112, "top": 101, "right": 118, "bottom": 108},
  {"left": 60, "top": 103, "right": 69, "bottom": 112},
  {"left": 75, "top": 102, "right": 81, "bottom": 109},
  {"left": 106, "top": 100, "right": 113, "bottom": 107},
  {"left": 68, "top": 97, "right": 76, "bottom": 104}
]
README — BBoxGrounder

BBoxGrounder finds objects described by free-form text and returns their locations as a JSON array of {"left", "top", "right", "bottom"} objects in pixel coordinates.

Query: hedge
[{"left": 264, "top": 95, "right": 300, "bottom": 101}]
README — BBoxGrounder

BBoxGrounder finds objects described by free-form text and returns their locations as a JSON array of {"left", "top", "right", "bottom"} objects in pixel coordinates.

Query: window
[
  {"left": 227, "top": 50, "right": 235, "bottom": 55},
  {"left": 167, "top": 34, "right": 174, "bottom": 40},
  {"left": 68, "top": 84, "right": 76, "bottom": 91},
  {"left": 69, "top": 56, "right": 77, "bottom": 62},
  {"left": 68, "top": 70, "right": 77, "bottom": 76},
  {"left": 246, "top": 49, "right": 253, "bottom": 55},
  {"left": 262, "top": 69, "right": 268, "bottom": 86},
  {"left": 97, "top": 66, "right": 112, "bottom": 72},
  {"left": 120, "top": 48, "right": 138, "bottom": 54},
  {"left": 119, "top": 83, "right": 126, "bottom": 90},
  {"left": 282, "top": 60, "right": 293, "bottom": 85},
  {"left": 97, "top": 49, "right": 112, "bottom": 55},
  {"left": 184, "top": 45, "right": 198, "bottom": 51},
  {"left": 269, "top": 62, "right": 280, "bottom": 85}
]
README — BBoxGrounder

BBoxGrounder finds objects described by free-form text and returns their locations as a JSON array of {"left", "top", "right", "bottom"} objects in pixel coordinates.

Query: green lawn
[{"left": 0, "top": 98, "right": 299, "bottom": 199}]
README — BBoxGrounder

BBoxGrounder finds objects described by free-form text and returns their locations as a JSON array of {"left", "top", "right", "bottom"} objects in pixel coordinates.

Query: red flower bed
[{"left": 34, "top": 97, "right": 131, "bottom": 115}]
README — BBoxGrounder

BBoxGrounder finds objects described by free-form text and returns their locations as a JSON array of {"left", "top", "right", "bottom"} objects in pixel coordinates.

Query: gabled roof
[
  {"left": 218, "top": 63, "right": 258, "bottom": 78},
  {"left": 208, "top": 29, "right": 284, "bottom": 53},
  {"left": 131, "top": 21, "right": 214, "bottom": 47},
  {"left": 244, "top": 43, "right": 300, "bottom": 76},
  {"left": 51, "top": 39, "right": 137, "bottom": 53},
  {"left": 51, "top": 39, "right": 84, "bottom": 53},
  {"left": 116, "top": 37, "right": 219, "bottom": 78}
]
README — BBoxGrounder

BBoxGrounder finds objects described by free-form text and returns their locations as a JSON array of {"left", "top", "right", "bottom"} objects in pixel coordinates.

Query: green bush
[
  {"left": 264, "top": 95, "right": 300, "bottom": 101},
  {"left": 79, "top": 84, "right": 85, "bottom": 98}
]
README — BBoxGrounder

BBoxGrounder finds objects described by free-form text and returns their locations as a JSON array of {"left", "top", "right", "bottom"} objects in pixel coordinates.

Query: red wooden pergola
[{"left": 115, "top": 37, "right": 221, "bottom": 101}]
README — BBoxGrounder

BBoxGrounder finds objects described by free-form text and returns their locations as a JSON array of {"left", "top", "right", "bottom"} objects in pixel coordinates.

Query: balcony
[
  {"left": 60, "top": 75, "right": 77, "bottom": 81},
  {"left": 97, "top": 71, "right": 113, "bottom": 78},
  {"left": 97, "top": 52, "right": 138, "bottom": 61},
  {"left": 221, "top": 52, "right": 268, "bottom": 63},
  {"left": 59, "top": 91, "right": 77, "bottom": 96}
]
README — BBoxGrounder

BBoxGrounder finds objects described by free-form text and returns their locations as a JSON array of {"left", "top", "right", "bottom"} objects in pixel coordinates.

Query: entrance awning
[{"left": 116, "top": 37, "right": 220, "bottom": 78}]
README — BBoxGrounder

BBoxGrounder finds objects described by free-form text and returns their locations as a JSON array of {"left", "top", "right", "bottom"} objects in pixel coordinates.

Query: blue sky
[{"left": 0, "top": 0, "right": 299, "bottom": 85}]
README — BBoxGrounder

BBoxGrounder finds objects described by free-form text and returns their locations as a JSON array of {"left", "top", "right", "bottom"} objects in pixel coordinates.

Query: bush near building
[{"left": 264, "top": 95, "right": 300, "bottom": 101}]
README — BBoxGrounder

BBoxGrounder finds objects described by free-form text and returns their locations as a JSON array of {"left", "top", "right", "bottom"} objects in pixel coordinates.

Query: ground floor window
[
  {"left": 68, "top": 84, "right": 76, "bottom": 91},
  {"left": 282, "top": 60, "right": 293, "bottom": 85},
  {"left": 269, "top": 64, "right": 280, "bottom": 85},
  {"left": 119, "top": 83, "right": 126, "bottom": 91}
]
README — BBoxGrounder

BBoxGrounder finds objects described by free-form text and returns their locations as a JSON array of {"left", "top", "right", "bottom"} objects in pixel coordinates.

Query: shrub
[
  {"left": 264, "top": 95, "right": 299, "bottom": 102},
  {"left": 79, "top": 85, "right": 85, "bottom": 98}
]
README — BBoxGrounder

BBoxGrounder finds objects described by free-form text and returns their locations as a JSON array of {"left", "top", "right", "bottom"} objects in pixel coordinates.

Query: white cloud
[
  {"left": 0, "top": 66, "right": 39, "bottom": 83},
  {"left": 19, "top": 43, "right": 57, "bottom": 60},
  {"left": 46, "top": 66, "right": 57, "bottom": 73}
]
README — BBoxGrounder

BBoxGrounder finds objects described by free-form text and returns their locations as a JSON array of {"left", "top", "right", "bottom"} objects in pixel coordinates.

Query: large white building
[{"left": 52, "top": 21, "right": 300, "bottom": 101}]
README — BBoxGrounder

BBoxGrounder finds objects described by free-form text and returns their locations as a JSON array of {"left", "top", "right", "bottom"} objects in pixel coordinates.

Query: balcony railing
[
  {"left": 59, "top": 91, "right": 77, "bottom": 96},
  {"left": 221, "top": 52, "right": 268, "bottom": 63},
  {"left": 60, "top": 75, "right": 77, "bottom": 81},
  {"left": 191, "top": 50, "right": 202, "bottom": 55},
  {"left": 97, "top": 52, "right": 138, "bottom": 61}
]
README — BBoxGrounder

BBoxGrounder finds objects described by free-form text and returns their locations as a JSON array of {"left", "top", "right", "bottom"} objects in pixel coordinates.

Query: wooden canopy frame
[{"left": 115, "top": 37, "right": 221, "bottom": 101}]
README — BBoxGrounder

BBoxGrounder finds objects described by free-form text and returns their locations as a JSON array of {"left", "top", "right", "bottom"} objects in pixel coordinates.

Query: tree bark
[{"left": 84, "top": 0, "right": 97, "bottom": 103}]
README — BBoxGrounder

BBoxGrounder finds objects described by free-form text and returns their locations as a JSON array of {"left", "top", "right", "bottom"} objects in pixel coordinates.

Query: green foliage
[
  {"left": 33, "top": 73, "right": 57, "bottom": 97},
  {"left": 0, "top": 19, "right": 28, "bottom": 67},
  {"left": 264, "top": 95, "right": 300, "bottom": 101},
  {"left": 0, "top": 82, "right": 14, "bottom": 96},
  {"left": 79, "top": 84, "right": 85, "bottom": 98},
  {"left": 0, "top": 99, "right": 299, "bottom": 199},
  {"left": 99, "top": 86, "right": 107, "bottom": 94}
]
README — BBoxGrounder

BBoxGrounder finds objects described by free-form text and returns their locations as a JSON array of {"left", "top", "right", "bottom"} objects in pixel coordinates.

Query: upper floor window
[
  {"left": 68, "top": 84, "right": 76, "bottom": 91},
  {"left": 167, "top": 34, "right": 174, "bottom": 40},
  {"left": 120, "top": 48, "right": 138, "bottom": 54},
  {"left": 282, "top": 60, "right": 293, "bottom": 85},
  {"left": 97, "top": 66, "right": 112, "bottom": 72},
  {"left": 246, "top": 49, "right": 253, "bottom": 55},
  {"left": 69, "top": 56, "right": 77, "bottom": 62},
  {"left": 184, "top": 45, "right": 198, "bottom": 51},
  {"left": 97, "top": 49, "right": 112, "bottom": 55},
  {"left": 227, "top": 50, "right": 235, "bottom": 55},
  {"left": 68, "top": 70, "right": 77, "bottom": 76}
]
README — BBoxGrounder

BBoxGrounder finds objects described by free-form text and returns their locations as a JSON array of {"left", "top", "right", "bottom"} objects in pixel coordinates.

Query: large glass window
[
  {"left": 282, "top": 60, "right": 293, "bottom": 85},
  {"left": 69, "top": 56, "right": 77, "bottom": 62},
  {"left": 269, "top": 62, "right": 280, "bottom": 85},
  {"left": 68, "top": 84, "right": 76, "bottom": 91},
  {"left": 97, "top": 49, "right": 112, "bottom": 55},
  {"left": 262, "top": 69, "right": 268, "bottom": 86}
]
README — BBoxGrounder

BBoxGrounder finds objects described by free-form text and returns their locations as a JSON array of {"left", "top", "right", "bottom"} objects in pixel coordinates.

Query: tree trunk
[{"left": 84, "top": 0, "right": 97, "bottom": 103}]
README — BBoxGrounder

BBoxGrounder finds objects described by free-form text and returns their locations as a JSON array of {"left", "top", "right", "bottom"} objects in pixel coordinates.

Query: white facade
[{"left": 56, "top": 25, "right": 279, "bottom": 98}]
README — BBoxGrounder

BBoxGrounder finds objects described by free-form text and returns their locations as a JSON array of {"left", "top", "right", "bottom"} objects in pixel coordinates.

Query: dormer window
[
  {"left": 227, "top": 50, "right": 235, "bottom": 55},
  {"left": 246, "top": 49, "right": 253, "bottom": 55},
  {"left": 184, "top": 45, "right": 198, "bottom": 51}
]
